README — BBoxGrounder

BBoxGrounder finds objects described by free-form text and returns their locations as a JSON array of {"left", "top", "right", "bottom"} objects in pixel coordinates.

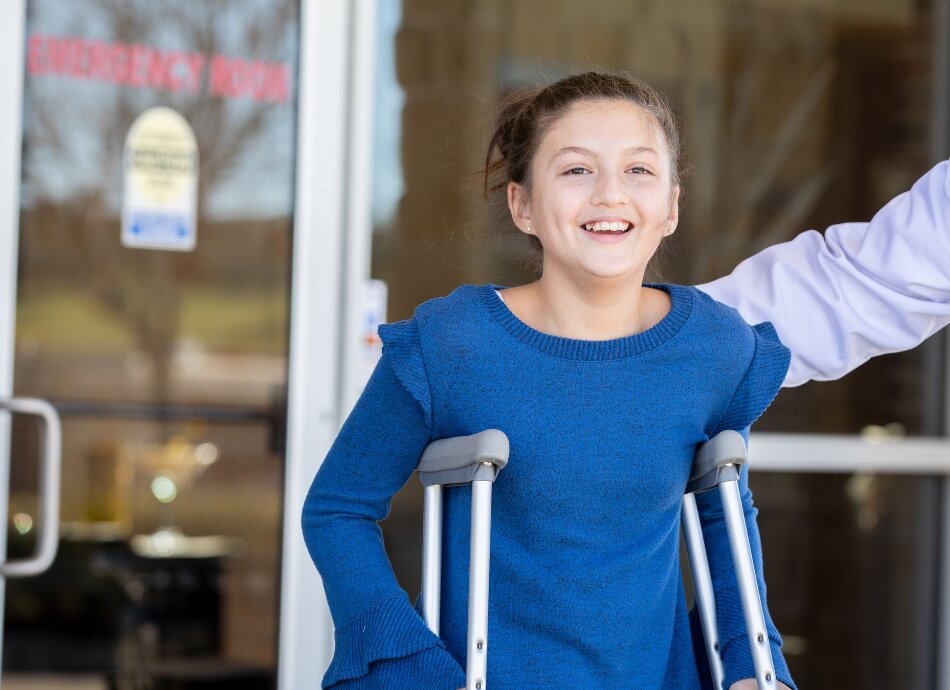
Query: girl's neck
[{"left": 507, "top": 275, "right": 670, "bottom": 341}]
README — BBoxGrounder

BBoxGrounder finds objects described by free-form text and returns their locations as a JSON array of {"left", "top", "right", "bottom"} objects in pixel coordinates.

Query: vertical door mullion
[
  {"left": 938, "top": 478, "right": 950, "bottom": 690},
  {"left": 0, "top": 0, "right": 27, "bottom": 674},
  {"left": 934, "top": 0, "right": 950, "bottom": 686},
  {"left": 340, "top": 0, "right": 377, "bottom": 415},
  {"left": 0, "top": 1, "right": 24, "bottom": 395},
  {"left": 277, "top": 1, "right": 359, "bottom": 688}
]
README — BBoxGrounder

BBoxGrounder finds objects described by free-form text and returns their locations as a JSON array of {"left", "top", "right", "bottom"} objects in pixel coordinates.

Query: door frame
[
  {"left": 0, "top": 0, "right": 26, "bottom": 674},
  {"left": 278, "top": 0, "right": 377, "bottom": 688},
  {"left": 0, "top": 0, "right": 355, "bottom": 685}
]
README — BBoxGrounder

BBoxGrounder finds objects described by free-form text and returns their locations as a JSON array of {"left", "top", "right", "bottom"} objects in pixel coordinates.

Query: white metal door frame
[
  {"left": 0, "top": 0, "right": 27, "bottom": 675},
  {"left": 0, "top": 0, "right": 25, "bottom": 442},
  {"left": 277, "top": 0, "right": 377, "bottom": 688},
  {"left": 0, "top": 0, "right": 374, "bottom": 684},
  {"left": 748, "top": 434, "right": 950, "bottom": 474}
]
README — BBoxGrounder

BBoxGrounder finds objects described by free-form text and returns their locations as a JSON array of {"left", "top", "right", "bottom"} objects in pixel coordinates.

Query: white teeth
[{"left": 584, "top": 221, "right": 631, "bottom": 232}]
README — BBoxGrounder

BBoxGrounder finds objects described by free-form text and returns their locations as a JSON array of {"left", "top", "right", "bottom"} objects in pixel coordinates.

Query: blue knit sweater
[{"left": 302, "top": 282, "right": 797, "bottom": 690}]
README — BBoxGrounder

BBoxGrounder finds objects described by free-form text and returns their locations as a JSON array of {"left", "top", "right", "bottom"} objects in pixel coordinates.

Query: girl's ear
[
  {"left": 507, "top": 181, "right": 533, "bottom": 235},
  {"left": 665, "top": 184, "right": 680, "bottom": 236}
]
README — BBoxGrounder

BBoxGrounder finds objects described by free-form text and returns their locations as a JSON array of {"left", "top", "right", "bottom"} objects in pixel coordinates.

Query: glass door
[
  {"left": 1, "top": 1, "right": 301, "bottom": 688},
  {"left": 367, "top": 1, "right": 950, "bottom": 688}
]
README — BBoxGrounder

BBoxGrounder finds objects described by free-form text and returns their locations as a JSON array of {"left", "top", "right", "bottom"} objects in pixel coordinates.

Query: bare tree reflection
[{"left": 19, "top": 0, "right": 297, "bottom": 408}]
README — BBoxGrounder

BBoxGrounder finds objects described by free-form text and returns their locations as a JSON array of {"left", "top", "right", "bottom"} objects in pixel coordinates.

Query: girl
[{"left": 302, "top": 71, "right": 796, "bottom": 689}]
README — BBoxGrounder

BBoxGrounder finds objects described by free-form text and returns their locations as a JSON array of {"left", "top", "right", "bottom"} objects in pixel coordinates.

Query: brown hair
[{"left": 482, "top": 71, "right": 683, "bottom": 276}]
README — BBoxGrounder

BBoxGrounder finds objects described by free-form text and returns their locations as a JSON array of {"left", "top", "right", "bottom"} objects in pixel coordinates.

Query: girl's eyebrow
[{"left": 552, "top": 145, "right": 658, "bottom": 158}]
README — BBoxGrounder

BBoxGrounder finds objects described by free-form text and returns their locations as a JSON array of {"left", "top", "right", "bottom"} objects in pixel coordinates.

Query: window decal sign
[
  {"left": 121, "top": 107, "right": 198, "bottom": 252},
  {"left": 27, "top": 34, "right": 292, "bottom": 104}
]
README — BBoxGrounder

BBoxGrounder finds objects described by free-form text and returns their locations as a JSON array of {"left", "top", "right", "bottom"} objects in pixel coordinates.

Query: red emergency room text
[{"left": 27, "top": 33, "right": 291, "bottom": 105}]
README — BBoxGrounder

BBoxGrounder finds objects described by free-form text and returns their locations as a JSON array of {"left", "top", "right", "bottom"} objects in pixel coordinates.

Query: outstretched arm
[{"left": 698, "top": 159, "right": 950, "bottom": 387}]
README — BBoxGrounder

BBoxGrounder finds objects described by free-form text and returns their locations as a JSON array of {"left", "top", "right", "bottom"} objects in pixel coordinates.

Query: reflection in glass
[
  {"left": 8, "top": 0, "right": 298, "bottom": 687},
  {"left": 372, "top": 0, "right": 939, "bottom": 436},
  {"left": 750, "top": 471, "right": 940, "bottom": 690},
  {"left": 6, "top": 417, "right": 283, "bottom": 687},
  {"left": 17, "top": 0, "right": 298, "bottom": 407},
  {"left": 371, "top": 2, "right": 945, "bottom": 688}
]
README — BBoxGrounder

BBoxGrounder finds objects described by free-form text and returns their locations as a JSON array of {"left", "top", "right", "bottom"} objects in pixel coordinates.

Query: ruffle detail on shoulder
[
  {"left": 710, "top": 321, "right": 791, "bottom": 436},
  {"left": 321, "top": 594, "right": 463, "bottom": 689},
  {"left": 377, "top": 319, "right": 433, "bottom": 429}
]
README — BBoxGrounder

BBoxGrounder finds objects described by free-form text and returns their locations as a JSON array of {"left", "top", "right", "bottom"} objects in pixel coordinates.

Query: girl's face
[{"left": 508, "top": 98, "right": 679, "bottom": 287}]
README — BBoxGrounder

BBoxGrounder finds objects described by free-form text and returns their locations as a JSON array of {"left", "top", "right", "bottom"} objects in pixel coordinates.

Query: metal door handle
[{"left": 0, "top": 398, "right": 61, "bottom": 577}]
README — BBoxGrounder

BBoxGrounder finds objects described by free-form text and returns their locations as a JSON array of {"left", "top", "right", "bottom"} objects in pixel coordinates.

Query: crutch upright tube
[
  {"left": 682, "top": 492, "right": 725, "bottom": 689},
  {"left": 683, "top": 430, "right": 777, "bottom": 690},
  {"left": 421, "top": 480, "right": 443, "bottom": 635},
  {"left": 417, "top": 429, "right": 509, "bottom": 690}
]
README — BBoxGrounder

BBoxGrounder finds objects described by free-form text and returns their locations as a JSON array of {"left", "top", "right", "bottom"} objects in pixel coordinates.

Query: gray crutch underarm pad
[
  {"left": 417, "top": 429, "right": 509, "bottom": 487},
  {"left": 686, "top": 430, "right": 747, "bottom": 495}
]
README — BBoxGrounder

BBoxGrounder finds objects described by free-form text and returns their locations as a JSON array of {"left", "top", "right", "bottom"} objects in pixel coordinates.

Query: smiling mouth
[{"left": 582, "top": 221, "right": 632, "bottom": 234}]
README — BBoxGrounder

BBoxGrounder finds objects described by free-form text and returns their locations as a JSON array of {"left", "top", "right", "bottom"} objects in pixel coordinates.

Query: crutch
[
  {"left": 682, "top": 429, "right": 777, "bottom": 690},
  {"left": 416, "top": 429, "right": 509, "bottom": 690}
]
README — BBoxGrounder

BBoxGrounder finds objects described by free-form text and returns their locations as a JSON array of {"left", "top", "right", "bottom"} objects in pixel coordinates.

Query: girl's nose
[{"left": 591, "top": 172, "right": 629, "bottom": 206}]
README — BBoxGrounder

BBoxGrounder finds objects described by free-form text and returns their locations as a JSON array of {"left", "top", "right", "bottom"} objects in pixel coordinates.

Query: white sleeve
[{"left": 696, "top": 159, "right": 950, "bottom": 388}]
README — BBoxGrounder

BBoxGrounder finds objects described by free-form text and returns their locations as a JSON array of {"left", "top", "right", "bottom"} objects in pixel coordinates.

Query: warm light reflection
[
  {"left": 151, "top": 527, "right": 179, "bottom": 556},
  {"left": 13, "top": 513, "right": 33, "bottom": 535},
  {"left": 150, "top": 474, "right": 178, "bottom": 503},
  {"left": 860, "top": 423, "right": 907, "bottom": 444},
  {"left": 195, "top": 442, "right": 219, "bottom": 466}
]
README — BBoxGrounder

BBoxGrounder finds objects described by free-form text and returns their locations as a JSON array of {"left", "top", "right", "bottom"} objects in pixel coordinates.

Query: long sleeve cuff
[
  {"left": 321, "top": 594, "right": 465, "bottom": 690},
  {"left": 688, "top": 589, "right": 798, "bottom": 690},
  {"left": 721, "top": 631, "right": 796, "bottom": 690},
  {"left": 712, "top": 583, "right": 797, "bottom": 690},
  {"left": 716, "top": 584, "right": 795, "bottom": 690}
]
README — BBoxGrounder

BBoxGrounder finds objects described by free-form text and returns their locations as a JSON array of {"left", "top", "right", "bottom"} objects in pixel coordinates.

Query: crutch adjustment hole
[
  {"left": 476, "top": 681, "right": 482, "bottom": 689},
  {"left": 757, "top": 632, "right": 764, "bottom": 643},
  {"left": 713, "top": 642, "right": 719, "bottom": 652},
  {"left": 765, "top": 672, "right": 772, "bottom": 682},
  {"left": 477, "top": 640, "right": 483, "bottom": 650}
]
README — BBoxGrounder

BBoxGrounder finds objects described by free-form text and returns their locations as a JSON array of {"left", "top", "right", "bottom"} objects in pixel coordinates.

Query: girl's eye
[
  {"left": 628, "top": 166, "right": 651, "bottom": 175},
  {"left": 565, "top": 167, "right": 589, "bottom": 175}
]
